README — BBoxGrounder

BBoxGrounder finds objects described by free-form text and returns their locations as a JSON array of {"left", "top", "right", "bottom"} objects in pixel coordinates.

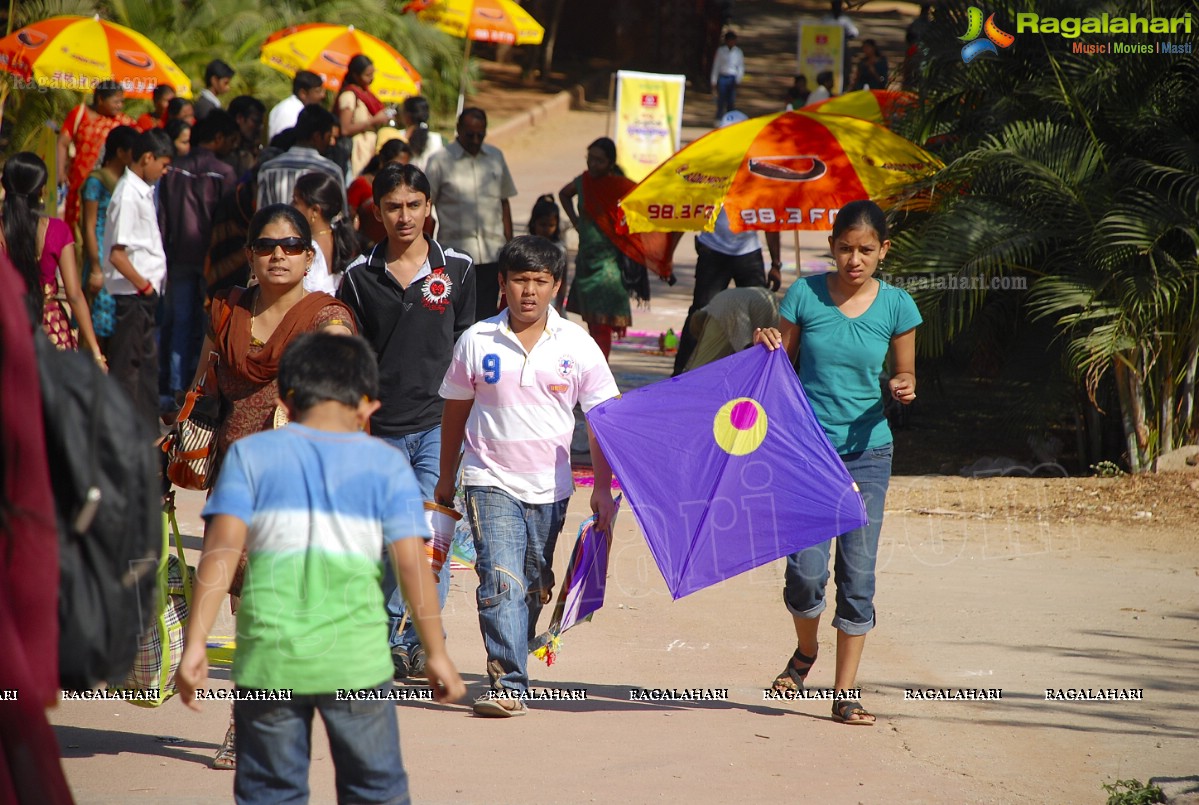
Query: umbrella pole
[
  {"left": 792, "top": 230, "right": 801, "bottom": 276},
  {"left": 606, "top": 72, "right": 616, "bottom": 139},
  {"left": 456, "top": 36, "right": 474, "bottom": 119}
]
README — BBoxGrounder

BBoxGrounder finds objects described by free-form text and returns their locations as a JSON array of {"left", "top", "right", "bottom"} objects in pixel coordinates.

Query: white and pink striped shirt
[{"left": 440, "top": 307, "right": 619, "bottom": 504}]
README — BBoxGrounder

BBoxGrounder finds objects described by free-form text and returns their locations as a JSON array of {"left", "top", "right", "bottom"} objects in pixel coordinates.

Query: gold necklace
[{"left": 312, "top": 227, "right": 332, "bottom": 237}]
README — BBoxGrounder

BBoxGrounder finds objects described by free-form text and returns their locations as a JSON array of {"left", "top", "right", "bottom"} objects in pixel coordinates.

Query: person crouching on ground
[
  {"left": 178, "top": 331, "right": 465, "bottom": 802},
  {"left": 435, "top": 235, "right": 619, "bottom": 717}
]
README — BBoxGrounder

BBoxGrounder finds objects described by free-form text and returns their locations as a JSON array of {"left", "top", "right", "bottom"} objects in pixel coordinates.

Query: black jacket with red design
[{"left": 338, "top": 235, "right": 475, "bottom": 437}]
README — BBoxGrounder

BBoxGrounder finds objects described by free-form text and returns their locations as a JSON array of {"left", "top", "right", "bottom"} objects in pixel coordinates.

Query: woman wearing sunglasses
[{"left": 186, "top": 203, "right": 355, "bottom": 770}]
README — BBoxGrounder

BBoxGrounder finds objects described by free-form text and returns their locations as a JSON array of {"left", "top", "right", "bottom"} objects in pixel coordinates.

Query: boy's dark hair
[
  {"left": 292, "top": 70, "right": 323, "bottom": 95},
  {"left": 205, "top": 59, "right": 235, "bottom": 83},
  {"left": 102, "top": 125, "right": 139, "bottom": 163},
  {"left": 498, "top": 235, "right": 565, "bottom": 282},
  {"left": 228, "top": 95, "right": 266, "bottom": 122},
  {"left": 192, "top": 109, "right": 239, "bottom": 144},
  {"left": 278, "top": 332, "right": 379, "bottom": 413},
  {"left": 294, "top": 104, "right": 336, "bottom": 141},
  {"left": 372, "top": 163, "right": 430, "bottom": 205},
  {"left": 133, "top": 129, "right": 174, "bottom": 161}
]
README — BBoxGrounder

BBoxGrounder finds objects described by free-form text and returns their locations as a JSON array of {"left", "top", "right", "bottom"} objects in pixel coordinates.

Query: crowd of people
[{"left": 2, "top": 29, "right": 923, "bottom": 800}]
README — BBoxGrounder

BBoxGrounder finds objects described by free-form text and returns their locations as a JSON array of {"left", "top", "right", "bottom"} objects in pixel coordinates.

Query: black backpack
[{"left": 36, "top": 336, "right": 161, "bottom": 690}]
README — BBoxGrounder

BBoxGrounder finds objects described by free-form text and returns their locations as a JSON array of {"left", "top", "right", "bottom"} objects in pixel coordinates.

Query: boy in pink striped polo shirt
[{"left": 436, "top": 235, "right": 618, "bottom": 717}]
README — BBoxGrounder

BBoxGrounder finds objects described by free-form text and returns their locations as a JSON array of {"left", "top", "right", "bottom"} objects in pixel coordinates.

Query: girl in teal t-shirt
[{"left": 755, "top": 200, "right": 921, "bottom": 726}]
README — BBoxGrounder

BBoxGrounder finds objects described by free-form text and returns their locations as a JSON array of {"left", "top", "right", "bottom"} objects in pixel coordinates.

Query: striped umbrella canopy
[
  {"left": 260, "top": 23, "right": 420, "bottom": 103},
  {"left": 620, "top": 109, "right": 942, "bottom": 234},
  {"left": 418, "top": 0, "right": 545, "bottom": 46},
  {"left": 418, "top": 0, "right": 544, "bottom": 115},
  {"left": 0, "top": 15, "right": 191, "bottom": 98},
  {"left": 804, "top": 88, "right": 916, "bottom": 129}
]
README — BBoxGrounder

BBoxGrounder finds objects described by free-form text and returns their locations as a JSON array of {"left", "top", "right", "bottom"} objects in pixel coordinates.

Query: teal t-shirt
[
  {"left": 203, "top": 424, "right": 429, "bottom": 694},
  {"left": 779, "top": 275, "right": 922, "bottom": 454}
]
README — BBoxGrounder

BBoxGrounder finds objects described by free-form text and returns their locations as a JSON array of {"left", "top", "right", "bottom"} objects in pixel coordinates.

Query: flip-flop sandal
[
  {"left": 832, "top": 699, "right": 876, "bottom": 726},
  {"left": 212, "top": 721, "right": 236, "bottom": 769},
  {"left": 770, "top": 648, "right": 817, "bottom": 694}
]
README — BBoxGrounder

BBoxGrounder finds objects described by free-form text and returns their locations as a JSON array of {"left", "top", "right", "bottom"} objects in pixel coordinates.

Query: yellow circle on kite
[{"left": 712, "top": 397, "right": 768, "bottom": 456}]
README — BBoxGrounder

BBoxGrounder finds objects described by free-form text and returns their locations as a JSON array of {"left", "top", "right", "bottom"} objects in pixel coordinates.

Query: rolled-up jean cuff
[
  {"left": 784, "top": 596, "right": 825, "bottom": 620},
  {"left": 831, "top": 613, "right": 875, "bottom": 636}
]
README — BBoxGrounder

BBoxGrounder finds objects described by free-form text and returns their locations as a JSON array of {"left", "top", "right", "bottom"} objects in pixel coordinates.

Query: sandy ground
[{"left": 49, "top": 100, "right": 1199, "bottom": 805}]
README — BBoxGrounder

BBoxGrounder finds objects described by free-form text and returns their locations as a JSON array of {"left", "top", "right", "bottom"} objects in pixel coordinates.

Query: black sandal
[
  {"left": 771, "top": 647, "right": 817, "bottom": 694},
  {"left": 831, "top": 698, "right": 876, "bottom": 726}
]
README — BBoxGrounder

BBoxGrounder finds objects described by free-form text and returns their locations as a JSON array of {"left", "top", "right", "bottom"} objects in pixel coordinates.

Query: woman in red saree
[
  {"left": 560, "top": 137, "right": 674, "bottom": 358},
  {"left": 57, "top": 81, "right": 136, "bottom": 233}
]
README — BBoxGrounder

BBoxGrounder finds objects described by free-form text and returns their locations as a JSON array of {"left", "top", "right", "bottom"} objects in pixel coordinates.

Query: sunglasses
[{"left": 248, "top": 237, "right": 309, "bottom": 256}]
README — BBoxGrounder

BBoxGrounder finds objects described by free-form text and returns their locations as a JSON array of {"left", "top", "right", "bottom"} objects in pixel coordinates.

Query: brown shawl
[{"left": 211, "top": 286, "right": 355, "bottom": 385}]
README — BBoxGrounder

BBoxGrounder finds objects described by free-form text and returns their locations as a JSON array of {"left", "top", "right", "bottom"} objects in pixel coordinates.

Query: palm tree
[{"left": 887, "top": 0, "right": 1199, "bottom": 472}]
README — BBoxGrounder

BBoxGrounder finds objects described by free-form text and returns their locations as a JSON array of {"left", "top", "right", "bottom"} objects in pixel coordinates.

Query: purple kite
[
  {"left": 587, "top": 346, "right": 866, "bottom": 599},
  {"left": 530, "top": 496, "right": 622, "bottom": 666}
]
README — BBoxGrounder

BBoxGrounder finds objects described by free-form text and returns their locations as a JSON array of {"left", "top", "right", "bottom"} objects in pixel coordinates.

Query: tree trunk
[
  {"left": 1114, "top": 359, "right": 1148, "bottom": 472},
  {"left": 540, "top": 0, "right": 566, "bottom": 76},
  {"left": 1181, "top": 333, "right": 1198, "bottom": 442}
]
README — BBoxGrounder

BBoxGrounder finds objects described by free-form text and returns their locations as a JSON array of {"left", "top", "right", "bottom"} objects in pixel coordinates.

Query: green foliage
[
  {"left": 888, "top": 0, "right": 1199, "bottom": 471},
  {"left": 1101, "top": 778, "right": 1165, "bottom": 805}
]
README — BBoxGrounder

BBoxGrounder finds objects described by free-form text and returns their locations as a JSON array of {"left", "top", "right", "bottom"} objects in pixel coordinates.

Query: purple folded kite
[
  {"left": 587, "top": 346, "right": 866, "bottom": 599},
  {"left": 530, "top": 496, "right": 621, "bottom": 666}
]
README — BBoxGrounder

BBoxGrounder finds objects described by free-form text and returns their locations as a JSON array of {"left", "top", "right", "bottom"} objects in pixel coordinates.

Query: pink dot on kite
[{"left": 730, "top": 400, "right": 758, "bottom": 430}]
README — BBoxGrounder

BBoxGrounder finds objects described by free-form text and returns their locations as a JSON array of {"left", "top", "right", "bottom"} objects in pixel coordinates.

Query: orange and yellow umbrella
[
  {"left": 619, "top": 110, "right": 941, "bottom": 234},
  {"left": 418, "top": 0, "right": 545, "bottom": 46},
  {"left": 0, "top": 15, "right": 191, "bottom": 99},
  {"left": 260, "top": 24, "right": 420, "bottom": 104},
  {"left": 418, "top": 0, "right": 544, "bottom": 115},
  {"left": 804, "top": 89, "right": 916, "bottom": 128}
]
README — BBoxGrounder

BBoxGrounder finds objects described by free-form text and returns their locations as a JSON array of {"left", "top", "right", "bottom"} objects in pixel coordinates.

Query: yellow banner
[
  {"left": 613, "top": 71, "right": 685, "bottom": 183},
  {"left": 797, "top": 23, "right": 845, "bottom": 95}
]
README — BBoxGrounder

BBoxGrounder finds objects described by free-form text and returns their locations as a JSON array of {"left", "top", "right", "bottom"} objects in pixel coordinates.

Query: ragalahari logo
[{"left": 960, "top": 7, "right": 1016, "bottom": 63}]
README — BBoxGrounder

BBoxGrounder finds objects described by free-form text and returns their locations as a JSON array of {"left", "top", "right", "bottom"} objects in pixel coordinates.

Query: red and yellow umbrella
[
  {"left": 620, "top": 110, "right": 941, "bottom": 234},
  {"left": 418, "top": 0, "right": 544, "bottom": 114},
  {"left": 804, "top": 89, "right": 916, "bottom": 128},
  {"left": 0, "top": 15, "right": 191, "bottom": 98},
  {"left": 260, "top": 24, "right": 420, "bottom": 104}
]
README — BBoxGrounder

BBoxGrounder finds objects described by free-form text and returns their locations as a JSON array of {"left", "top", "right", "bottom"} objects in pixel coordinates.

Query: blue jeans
[
  {"left": 716, "top": 74, "right": 738, "bottom": 119},
  {"left": 380, "top": 427, "right": 450, "bottom": 652},
  {"left": 783, "top": 444, "right": 893, "bottom": 636},
  {"left": 234, "top": 681, "right": 409, "bottom": 805},
  {"left": 158, "top": 268, "right": 206, "bottom": 402},
  {"left": 466, "top": 486, "right": 569, "bottom": 693}
]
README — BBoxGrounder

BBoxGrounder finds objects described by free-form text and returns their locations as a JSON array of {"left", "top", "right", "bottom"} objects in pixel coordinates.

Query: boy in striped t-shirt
[
  {"left": 178, "top": 332, "right": 464, "bottom": 802},
  {"left": 436, "top": 235, "right": 620, "bottom": 717}
]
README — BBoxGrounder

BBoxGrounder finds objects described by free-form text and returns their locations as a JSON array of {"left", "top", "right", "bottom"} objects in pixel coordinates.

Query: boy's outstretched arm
[
  {"left": 434, "top": 398, "right": 474, "bottom": 507},
  {"left": 177, "top": 514, "right": 247, "bottom": 711},
  {"left": 588, "top": 423, "right": 616, "bottom": 534},
  {"left": 388, "top": 538, "right": 466, "bottom": 703}
]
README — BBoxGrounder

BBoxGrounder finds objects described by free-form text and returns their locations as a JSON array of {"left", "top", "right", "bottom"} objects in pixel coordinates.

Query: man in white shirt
[
  {"left": 104, "top": 129, "right": 173, "bottom": 430},
  {"left": 673, "top": 109, "right": 781, "bottom": 375},
  {"left": 425, "top": 107, "right": 517, "bottom": 322},
  {"left": 267, "top": 71, "right": 327, "bottom": 141},
  {"left": 710, "top": 31, "right": 745, "bottom": 123},
  {"left": 807, "top": 70, "right": 835, "bottom": 104}
]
